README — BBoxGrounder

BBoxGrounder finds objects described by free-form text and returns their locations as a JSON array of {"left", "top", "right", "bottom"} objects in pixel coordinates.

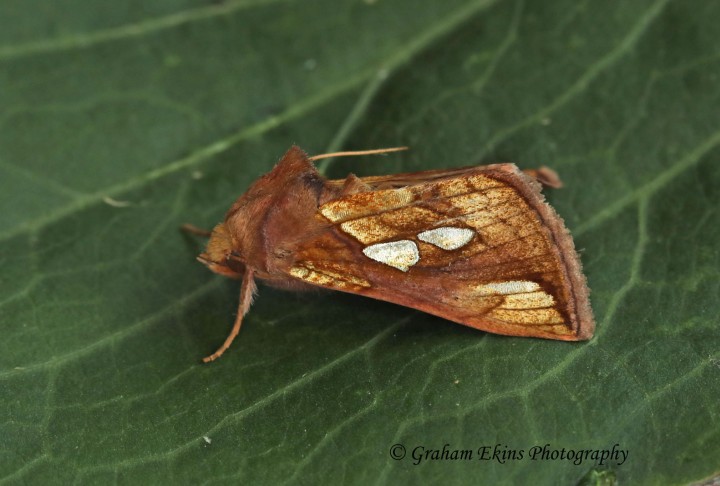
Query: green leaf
[{"left": 1, "top": 0, "right": 718, "bottom": 484}]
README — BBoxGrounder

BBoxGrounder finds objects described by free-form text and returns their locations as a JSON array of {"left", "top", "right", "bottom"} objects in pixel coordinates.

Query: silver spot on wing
[
  {"left": 417, "top": 226, "right": 474, "bottom": 250},
  {"left": 362, "top": 240, "right": 419, "bottom": 272}
]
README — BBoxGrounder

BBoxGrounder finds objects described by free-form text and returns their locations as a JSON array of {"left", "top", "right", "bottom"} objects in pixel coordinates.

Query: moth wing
[{"left": 287, "top": 164, "right": 594, "bottom": 340}]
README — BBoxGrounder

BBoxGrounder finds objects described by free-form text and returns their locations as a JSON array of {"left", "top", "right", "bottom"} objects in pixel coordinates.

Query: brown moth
[{"left": 189, "top": 146, "right": 594, "bottom": 362}]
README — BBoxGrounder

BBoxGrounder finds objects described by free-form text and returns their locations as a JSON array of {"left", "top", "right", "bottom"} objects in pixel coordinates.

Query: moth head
[{"left": 198, "top": 223, "right": 245, "bottom": 278}]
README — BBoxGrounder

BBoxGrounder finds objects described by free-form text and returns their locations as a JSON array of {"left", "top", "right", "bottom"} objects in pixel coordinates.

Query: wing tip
[{"left": 481, "top": 163, "right": 596, "bottom": 342}]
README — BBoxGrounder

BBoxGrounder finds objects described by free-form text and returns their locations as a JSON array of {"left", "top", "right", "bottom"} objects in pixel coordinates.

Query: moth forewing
[
  {"left": 292, "top": 162, "right": 593, "bottom": 341},
  {"left": 194, "top": 145, "right": 594, "bottom": 361}
]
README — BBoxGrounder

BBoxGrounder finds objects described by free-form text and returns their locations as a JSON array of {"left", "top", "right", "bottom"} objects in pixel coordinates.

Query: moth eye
[{"left": 226, "top": 250, "right": 243, "bottom": 263}]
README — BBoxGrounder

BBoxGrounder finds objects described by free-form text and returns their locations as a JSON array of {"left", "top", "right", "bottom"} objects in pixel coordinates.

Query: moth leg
[
  {"left": 523, "top": 167, "right": 563, "bottom": 189},
  {"left": 180, "top": 223, "right": 212, "bottom": 237},
  {"left": 202, "top": 269, "right": 257, "bottom": 363}
]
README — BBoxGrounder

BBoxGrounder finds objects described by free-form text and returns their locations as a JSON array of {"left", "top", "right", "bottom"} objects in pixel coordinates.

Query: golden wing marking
[{"left": 290, "top": 261, "right": 371, "bottom": 290}]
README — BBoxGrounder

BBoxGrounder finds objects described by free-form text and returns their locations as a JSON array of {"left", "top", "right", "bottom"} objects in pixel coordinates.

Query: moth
[{"left": 188, "top": 146, "right": 594, "bottom": 362}]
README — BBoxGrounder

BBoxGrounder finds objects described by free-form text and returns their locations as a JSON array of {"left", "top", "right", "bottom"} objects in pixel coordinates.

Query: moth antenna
[
  {"left": 308, "top": 146, "right": 408, "bottom": 162},
  {"left": 180, "top": 223, "right": 212, "bottom": 237},
  {"left": 203, "top": 269, "right": 257, "bottom": 363}
]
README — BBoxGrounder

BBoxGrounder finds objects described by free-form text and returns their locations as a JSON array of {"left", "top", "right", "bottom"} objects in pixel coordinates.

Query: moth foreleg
[{"left": 202, "top": 269, "right": 257, "bottom": 363}]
